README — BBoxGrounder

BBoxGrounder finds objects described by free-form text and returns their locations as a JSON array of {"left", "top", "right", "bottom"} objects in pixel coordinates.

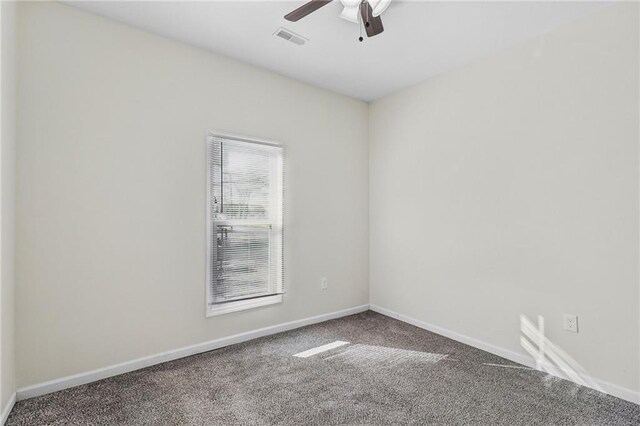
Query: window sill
[{"left": 207, "top": 294, "right": 283, "bottom": 317}]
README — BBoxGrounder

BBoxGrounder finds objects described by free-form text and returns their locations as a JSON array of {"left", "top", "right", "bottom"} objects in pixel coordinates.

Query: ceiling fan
[{"left": 284, "top": 0, "right": 391, "bottom": 40}]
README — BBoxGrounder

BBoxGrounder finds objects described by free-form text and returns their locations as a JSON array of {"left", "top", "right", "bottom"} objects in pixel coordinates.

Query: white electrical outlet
[
  {"left": 320, "top": 277, "right": 328, "bottom": 290},
  {"left": 563, "top": 314, "right": 578, "bottom": 333}
]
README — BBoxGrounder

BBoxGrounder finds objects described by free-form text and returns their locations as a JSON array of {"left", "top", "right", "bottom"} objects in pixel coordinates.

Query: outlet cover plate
[
  {"left": 320, "top": 277, "right": 328, "bottom": 290},
  {"left": 563, "top": 314, "right": 578, "bottom": 333}
]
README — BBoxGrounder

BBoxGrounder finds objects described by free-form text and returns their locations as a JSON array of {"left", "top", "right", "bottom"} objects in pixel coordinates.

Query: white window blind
[{"left": 207, "top": 134, "right": 284, "bottom": 314}]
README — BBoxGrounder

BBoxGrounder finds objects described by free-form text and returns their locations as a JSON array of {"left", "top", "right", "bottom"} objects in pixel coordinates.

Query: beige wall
[
  {"left": 16, "top": 2, "right": 369, "bottom": 388},
  {"left": 370, "top": 3, "right": 639, "bottom": 393},
  {"left": 12, "top": 0, "right": 640, "bottom": 400},
  {"left": 1, "top": 0, "right": 17, "bottom": 411}
]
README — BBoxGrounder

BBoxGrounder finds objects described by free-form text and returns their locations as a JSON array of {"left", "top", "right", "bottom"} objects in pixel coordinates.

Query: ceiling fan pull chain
[
  {"left": 364, "top": 0, "right": 370, "bottom": 28},
  {"left": 358, "top": 1, "right": 364, "bottom": 42}
]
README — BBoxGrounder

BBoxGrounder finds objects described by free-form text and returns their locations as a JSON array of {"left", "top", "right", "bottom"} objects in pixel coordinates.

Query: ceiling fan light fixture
[
  {"left": 369, "top": 0, "right": 391, "bottom": 17},
  {"left": 339, "top": 5, "right": 360, "bottom": 23}
]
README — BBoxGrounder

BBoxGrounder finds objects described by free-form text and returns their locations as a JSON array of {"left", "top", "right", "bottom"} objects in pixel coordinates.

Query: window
[{"left": 206, "top": 132, "right": 284, "bottom": 316}]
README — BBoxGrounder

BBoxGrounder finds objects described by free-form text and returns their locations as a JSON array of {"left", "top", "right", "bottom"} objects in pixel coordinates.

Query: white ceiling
[{"left": 65, "top": 1, "right": 611, "bottom": 101}]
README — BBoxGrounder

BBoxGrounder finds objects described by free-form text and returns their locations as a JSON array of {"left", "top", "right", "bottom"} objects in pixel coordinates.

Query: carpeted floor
[{"left": 7, "top": 311, "right": 640, "bottom": 425}]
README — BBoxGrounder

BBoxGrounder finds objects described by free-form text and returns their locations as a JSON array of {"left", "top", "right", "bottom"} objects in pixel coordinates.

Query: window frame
[{"left": 205, "top": 131, "right": 284, "bottom": 317}]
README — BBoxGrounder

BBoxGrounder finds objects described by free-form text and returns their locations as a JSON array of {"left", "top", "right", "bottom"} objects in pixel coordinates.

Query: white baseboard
[
  {"left": 17, "top": 304, "right": 370, "bottom": 401},
  {"left": 370, "top": 304, "right": 639, "bottom": 405},
  {"left": 1, "top": 393, "right": 16, "bottom": 426}
]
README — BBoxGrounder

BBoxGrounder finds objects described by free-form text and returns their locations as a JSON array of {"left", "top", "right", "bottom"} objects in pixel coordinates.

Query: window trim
[
  {"left": 207, "top": 294, "right": 283, "bottom": 317},
  {"left": 205, "top": 130, "right": 284, "bottom": 318}
]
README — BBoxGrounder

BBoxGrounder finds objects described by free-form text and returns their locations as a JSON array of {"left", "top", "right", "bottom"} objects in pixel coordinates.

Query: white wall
[
  {"left": 16, "top": 2, "right": 369, "bottom": 388},
  {"left": 1, "top": 0, "right": 17, "bottom": 414},
  {"left": 370, "top": 3, "right": 639, "bottom": 394}
]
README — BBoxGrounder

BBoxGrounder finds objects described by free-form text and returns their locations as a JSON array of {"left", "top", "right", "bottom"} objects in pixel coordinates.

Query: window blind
[{"left": 207, "top": 135, "right": 284, "bottom": 306}]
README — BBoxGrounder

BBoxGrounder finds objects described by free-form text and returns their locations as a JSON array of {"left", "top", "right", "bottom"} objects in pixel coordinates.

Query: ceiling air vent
[{"left": 273, "top": 27, "right": 308, "bottom": 46}]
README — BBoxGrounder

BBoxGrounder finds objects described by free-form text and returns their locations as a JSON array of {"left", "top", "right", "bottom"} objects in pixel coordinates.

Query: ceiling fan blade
[
  {"left": 360, "top": 1, "right": 384, "bottom": 37},
  {"left": 285, "top": 0, "right": 333, "bottom": 22}
]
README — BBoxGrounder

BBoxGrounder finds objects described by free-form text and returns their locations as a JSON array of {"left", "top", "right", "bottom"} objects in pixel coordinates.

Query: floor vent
[{"left": 274, "top": 27, "right": 308, "bottom": 46}]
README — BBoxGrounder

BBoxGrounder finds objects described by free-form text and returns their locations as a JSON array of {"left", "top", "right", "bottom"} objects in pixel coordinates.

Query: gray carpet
[{"left": 7, "top": 311, "right": 640, "bottom": 425}]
